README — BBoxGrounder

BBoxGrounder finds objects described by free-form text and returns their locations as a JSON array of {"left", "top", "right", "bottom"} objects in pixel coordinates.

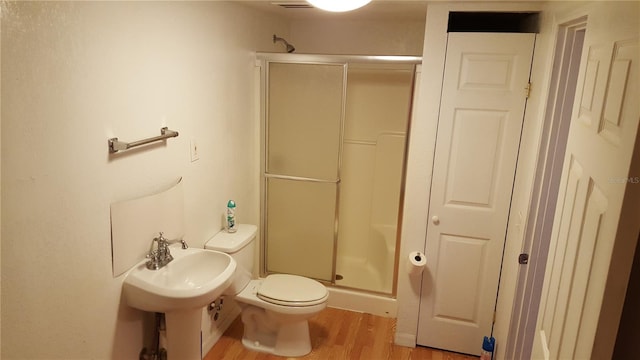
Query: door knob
[{"left": 432, "top": 216, "right": 440, "bottom": 225}]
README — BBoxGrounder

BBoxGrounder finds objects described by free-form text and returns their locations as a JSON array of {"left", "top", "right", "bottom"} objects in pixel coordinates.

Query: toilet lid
[{"left": 257, "top": 274, "right": 328, "bottom": 306}]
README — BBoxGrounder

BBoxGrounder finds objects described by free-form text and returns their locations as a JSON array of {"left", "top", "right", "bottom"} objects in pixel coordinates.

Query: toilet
[{"left": 205, "top": 224, "right": 328, "bottom": 357}]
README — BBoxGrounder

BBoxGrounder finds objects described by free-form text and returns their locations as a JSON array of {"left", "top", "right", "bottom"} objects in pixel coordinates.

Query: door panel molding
[{"left": 417, "top": 32, "right": 535, "bottom": 355}]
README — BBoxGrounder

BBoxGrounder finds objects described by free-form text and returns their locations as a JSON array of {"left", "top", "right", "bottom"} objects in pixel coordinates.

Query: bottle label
[{"left": 227, "top": 208, "right": 236, "bottom": 232}]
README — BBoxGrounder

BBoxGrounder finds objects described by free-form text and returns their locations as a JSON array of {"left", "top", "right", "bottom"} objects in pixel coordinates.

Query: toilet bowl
[{"left": 206, "top": 224, "right": 328, "bottom": 357}]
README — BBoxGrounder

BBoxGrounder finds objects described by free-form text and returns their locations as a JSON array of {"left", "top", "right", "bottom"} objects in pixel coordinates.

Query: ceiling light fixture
[{"left": 306, "top": 0, "right": 372, "bottom": 12}]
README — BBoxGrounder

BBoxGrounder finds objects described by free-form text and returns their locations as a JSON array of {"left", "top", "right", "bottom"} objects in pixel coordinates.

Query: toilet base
[
  {"left": 235, "top": 278, "right": 327, "bottom": 357},
  {"left": 240, "top": 310, "right": 312, "bottom": 357}
]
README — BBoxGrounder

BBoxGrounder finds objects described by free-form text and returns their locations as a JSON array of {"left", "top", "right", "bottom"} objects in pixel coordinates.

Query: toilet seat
[{"left": 257, "top": 274, "right": 328, "bottom": 307}]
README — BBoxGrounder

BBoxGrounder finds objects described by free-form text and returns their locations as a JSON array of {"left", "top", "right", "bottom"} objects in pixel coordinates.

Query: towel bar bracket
[{"left": 108, "top": 127, "right": 179, "bottom": 154}]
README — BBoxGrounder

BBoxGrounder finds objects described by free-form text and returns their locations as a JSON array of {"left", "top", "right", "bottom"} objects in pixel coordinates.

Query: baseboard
[
  {"left": 394, "top": 332, "right": 417, "bottom": 348},
  {"left": 327, "top": 287, "right": 397, "bottom": 317}
]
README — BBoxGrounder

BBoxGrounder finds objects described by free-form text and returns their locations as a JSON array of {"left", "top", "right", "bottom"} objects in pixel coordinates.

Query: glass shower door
[{"left": 264, "top": 62, "right": 345, "bottom": 282}]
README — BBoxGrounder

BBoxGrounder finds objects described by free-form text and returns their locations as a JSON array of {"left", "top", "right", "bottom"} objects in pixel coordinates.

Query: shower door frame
[{"left": 257, "top": 53, "right": 422, "bottom": 295}]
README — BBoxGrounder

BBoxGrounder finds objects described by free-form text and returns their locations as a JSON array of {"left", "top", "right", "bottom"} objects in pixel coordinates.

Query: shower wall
[{"left": 336, "top": 65, "right": 414, "bottom": 293}]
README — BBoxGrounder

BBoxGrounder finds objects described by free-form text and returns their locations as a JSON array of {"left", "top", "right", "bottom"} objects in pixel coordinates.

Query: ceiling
[{"left": 237, "top": 0, "right": 429, "bottom": 21}]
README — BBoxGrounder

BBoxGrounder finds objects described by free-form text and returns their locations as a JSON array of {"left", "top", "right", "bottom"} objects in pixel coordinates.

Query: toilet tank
[{"left": 205, "top": 224, "right": 257, "bottom": 295}]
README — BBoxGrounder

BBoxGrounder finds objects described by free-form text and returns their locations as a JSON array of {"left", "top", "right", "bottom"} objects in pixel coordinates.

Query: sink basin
[{"left": 123, "top": 246, "right": 236, "bottom": 313}]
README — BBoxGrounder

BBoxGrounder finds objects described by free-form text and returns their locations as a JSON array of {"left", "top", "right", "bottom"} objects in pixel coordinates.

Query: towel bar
[{"left": 109, "top": 127, "right": 179, "bottom": 153}]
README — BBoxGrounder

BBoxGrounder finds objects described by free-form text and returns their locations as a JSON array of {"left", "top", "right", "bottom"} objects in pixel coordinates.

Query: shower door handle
[
  {"left": 264, "top": 173, "right": 340, "bottom": 184},
  {"left": 431, "top": 216, "right": 440, "bottom": 225}
]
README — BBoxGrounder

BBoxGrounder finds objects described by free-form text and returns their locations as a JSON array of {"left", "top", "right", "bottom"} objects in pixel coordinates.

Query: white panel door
[
  {"left": 417, "top": 33, "right": 535, "bottom": 355},
  {"left": 532, "top": 3, "right": 639, "bottom": 359}
]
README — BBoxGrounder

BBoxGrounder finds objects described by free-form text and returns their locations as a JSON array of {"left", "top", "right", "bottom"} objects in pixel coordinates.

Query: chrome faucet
[{"left": 146, "top": 232, "right": 189, "bottom": 270}]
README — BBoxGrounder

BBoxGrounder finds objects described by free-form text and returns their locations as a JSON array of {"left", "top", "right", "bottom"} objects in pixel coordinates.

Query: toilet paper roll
[{"left": 408, "top": 251, "right": 427, "bottom": 275}]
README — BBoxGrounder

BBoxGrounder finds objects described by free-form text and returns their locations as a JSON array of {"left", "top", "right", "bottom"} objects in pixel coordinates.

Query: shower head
[{"left": 273, "top": 34, "right": 296, "bottom": 53}]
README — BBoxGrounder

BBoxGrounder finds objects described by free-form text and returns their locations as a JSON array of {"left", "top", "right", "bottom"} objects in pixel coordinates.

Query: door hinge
[{"left": 525, "top": 82, "right": 532, "bottom": 99}]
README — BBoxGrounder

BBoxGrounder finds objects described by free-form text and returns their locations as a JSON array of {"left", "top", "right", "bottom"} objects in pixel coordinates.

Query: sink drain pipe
[{"left": 139, "top": 312, "right": 168, "bottom": 360}]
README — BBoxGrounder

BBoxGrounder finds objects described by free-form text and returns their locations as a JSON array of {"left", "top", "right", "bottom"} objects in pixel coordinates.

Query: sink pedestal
[{"left": 165, "top": 309, "right": 202, "bottom": 360}]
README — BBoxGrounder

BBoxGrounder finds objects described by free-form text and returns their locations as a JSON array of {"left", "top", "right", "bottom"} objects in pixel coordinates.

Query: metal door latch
[{"left": 519, "top": 253, "right": 529, "bottom": 265}]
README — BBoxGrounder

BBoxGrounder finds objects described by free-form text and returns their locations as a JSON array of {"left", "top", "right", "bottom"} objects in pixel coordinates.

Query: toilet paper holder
[{"left": 408, "top": 251, "right": 427, "bottom": 275}]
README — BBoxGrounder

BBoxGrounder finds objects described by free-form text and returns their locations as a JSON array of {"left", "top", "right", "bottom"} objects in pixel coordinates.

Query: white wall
[
  {"left": 290, "top": 18, "right": 425, "bottom": 56},
  {"left": 1, "top": 1, "right": 429, "bottom": 358},
  {"left": 1, "top": 2, "right": 288, "bottom": 358}
]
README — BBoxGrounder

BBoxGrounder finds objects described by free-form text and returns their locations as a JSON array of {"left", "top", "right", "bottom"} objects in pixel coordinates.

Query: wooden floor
[{"left": 204, "top": 307, "right": 478, "bottom": 360}]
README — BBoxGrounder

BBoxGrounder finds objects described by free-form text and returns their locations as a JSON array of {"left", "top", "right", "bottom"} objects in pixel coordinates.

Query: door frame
[
  {"left": 394, "top": 2, "right": 545, "bottom": 348},
  {"left": 504, "top": 16, "right": 587, "bottom": 359},
  {"left": 491, "top": 5, "right": 595, "bottom": 358},
  {"left": 415, "top": 31, "right": 536, "bottom": 355}
]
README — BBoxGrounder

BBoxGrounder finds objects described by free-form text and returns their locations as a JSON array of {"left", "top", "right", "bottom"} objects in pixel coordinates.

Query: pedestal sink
[{"left": 123, "top": 245, "right": 236, "bottom": 360}]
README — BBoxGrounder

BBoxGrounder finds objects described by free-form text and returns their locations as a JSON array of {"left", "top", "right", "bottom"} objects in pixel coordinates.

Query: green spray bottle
[{"left": 226, "top": 200, "right": 237, "bottom": 233}]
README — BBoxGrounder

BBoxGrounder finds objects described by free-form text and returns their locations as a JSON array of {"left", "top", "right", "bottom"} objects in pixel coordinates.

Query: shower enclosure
[{"left": 258, "top": 54, "right": 420, "bottom": 295}]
